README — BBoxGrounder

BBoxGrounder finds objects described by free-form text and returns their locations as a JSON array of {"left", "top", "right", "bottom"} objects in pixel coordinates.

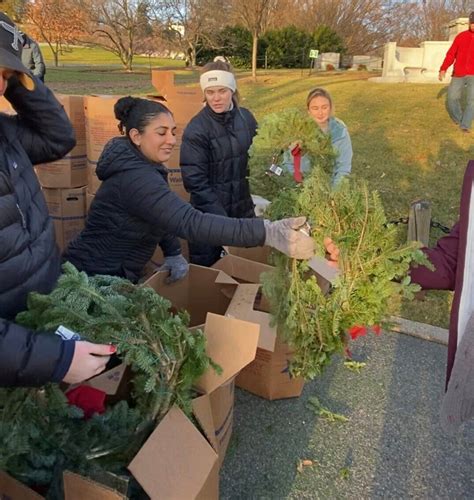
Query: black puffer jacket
[
  {"left": 180, "top": 103, "right": 257, "bottom": 266},
  {"left": 0, "top": 77, "right": 76, "bottom": 387},
  {"left": 65, "top": 137, "right": 266, "bottom": 283}
]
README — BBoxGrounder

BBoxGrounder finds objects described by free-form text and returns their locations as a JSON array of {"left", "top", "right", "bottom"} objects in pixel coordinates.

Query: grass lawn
[
  {"left": 43, "top": 58, "right": 471, "bottom": 329},
  {"left": 41, "top": 44, "right": 186, "bottom": 68}
]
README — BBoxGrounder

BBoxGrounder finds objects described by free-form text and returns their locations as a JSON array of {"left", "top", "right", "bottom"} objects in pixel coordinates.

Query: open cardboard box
[
  {"left": 214, "top": 249, "right": 305, "bottom": 400},
  {"left": 142, "top": 264, "right": 252, "bottom": 462},
  {"left": 225, "top": 246, "right": 338, "bottom": 294},
  {"left": 214, "top": 247, "right": 338, "bottom": 400},
  {"left": 0, "top": 312, "right": 259, "bottom": 500},
  {"left": 143, "top": 264, "right": 239, "bottom": 328}
]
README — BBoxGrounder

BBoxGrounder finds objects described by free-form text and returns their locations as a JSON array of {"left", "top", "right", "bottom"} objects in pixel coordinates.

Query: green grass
[
  {"left": 43, "top": 59, "right": 467, "bottom": 328},
  {"left": 41, "top": 43, "right": 186, "bottom": 68}
]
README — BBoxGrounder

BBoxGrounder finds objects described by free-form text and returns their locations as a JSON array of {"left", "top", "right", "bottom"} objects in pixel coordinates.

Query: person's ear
[{"left": 128, "top": 128, "right": 141, "bottom": 147}]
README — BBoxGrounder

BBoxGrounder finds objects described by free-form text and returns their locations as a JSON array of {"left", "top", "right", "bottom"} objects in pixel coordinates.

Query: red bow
[
  {"left": 348, "top": 324, "right": 382, "bottom": 340},
  {"left": 66, "top": 385, "right": 106, "bottom": 419},
  {"left": 291, "top": 144, "right": 303, "bottom": 183}
]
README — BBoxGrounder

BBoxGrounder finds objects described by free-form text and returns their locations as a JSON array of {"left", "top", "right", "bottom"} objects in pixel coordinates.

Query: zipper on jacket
[{"left": 16, "top": 203, "right": 27, "bottom": 228}]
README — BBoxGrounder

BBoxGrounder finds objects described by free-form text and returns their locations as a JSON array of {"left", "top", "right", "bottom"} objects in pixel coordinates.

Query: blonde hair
[{"left": 306, "top": 87, "right": 333, "bottom": 112}]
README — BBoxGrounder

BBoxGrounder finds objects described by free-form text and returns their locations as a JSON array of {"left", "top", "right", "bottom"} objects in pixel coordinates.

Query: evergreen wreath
[
  {"left": 247, "top": 111, "right": 432, "bottom": 379},
  {"left": 0, "top": 263, "right": 219, "bottom": 492},
  {"left": 248, "top": 108, "right": 336, "bottom": 200}
]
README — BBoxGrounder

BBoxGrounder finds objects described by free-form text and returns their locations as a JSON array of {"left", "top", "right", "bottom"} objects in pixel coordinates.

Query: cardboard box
[
  {"left": 0, "top": 312, "right": 259, "bottom": 500},
  {"left": 215, "top": 248, "right": 339, "bottom": 400},
  {"left": 129, "top": 310, "right": 259, "bottom": 498},
  {"left": 84, "top": 95, "right": 121, "bottom": 164},
  {"left": 35, "top": 95, "right": 87, "bottom": 189},
  {"left": 226, "top": 283, "right": 305, "bottom": 400},
  {"left": 86, "top": 159, "right": 102, "bottom": 194},
  {"left": 225, "top": 245, "right": 272, "bottom": 264},
  {"left": 0, "top": 470, "right": 44, "bottom": 499},
  {"left": 213, "top": 252, "right": 274, "bottom": 284},
  {"left": 225, "top": 246, "right": 338, "bottom": 294},
  {"left": 43, "top": 186, "right": 87, "bottom": 252},
  {"left": 83, "top": 92, "right": 193, "bottom": 200},
  {"left": 57, "top": 94, "right": 86, "bottom": 156},
  {"left": 213, "top": 252, "right": 305, "bottom": 400},
  {"left": 86, "top": 189, "right": 95, "bottom": 212},
  {"left": 35, "top": 155, "right": 87, "bottom": 188},
  {"left": 143, "top": 265, "right": 254, "bottom": 460},
  {"left": 143, "top": 264, "right": 239, "bottom": 329},
  {"left": 3, "top": 94, "right": 87, "bottom": 189},
  {"left": 150, "top": 70, "right": 203, "bottom": 202}
]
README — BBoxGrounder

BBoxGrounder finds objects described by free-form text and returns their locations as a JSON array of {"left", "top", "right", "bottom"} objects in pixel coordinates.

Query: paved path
[{"left": 220, "top": 331, "right": 474, "bottom": 499}]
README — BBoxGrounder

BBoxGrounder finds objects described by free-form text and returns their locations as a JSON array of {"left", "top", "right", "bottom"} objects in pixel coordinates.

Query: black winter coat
[
  {"left": 180, "top": 103, "right": 257, "bottom": 265},
  {"left": 0, "top": 77, "right": 76, "bottom": 387},
  {"left": 65, "top": 137, "right": 266, "bottom": 283}
]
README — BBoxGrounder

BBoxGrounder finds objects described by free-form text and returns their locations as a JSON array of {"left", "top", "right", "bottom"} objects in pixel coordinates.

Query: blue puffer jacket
[{"left": 0, "top": 77, "right": 76, "bottom": 387}]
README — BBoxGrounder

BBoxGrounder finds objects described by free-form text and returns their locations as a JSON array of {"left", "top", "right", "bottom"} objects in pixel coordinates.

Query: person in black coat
[
  {"left": 180, "top": 60, "right": 257, "bottom": 266},
  {"left": 65, "top": 97, "right": 316, "bottom": 283},
  {"left": 0, "top": 13, "right": 112, "bottom": 387}
]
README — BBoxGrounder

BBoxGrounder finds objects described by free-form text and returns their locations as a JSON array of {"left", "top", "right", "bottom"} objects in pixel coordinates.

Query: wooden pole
[{"left": 407, "top": 200, "right": 431, "bottom": 246}]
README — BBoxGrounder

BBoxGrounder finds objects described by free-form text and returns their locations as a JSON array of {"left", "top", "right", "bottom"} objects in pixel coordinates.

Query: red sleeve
[
  {"left": 410, "top": 223, "right": 459, "bottom": 291},
  {"left": 440, "top": 36, "right": 459, "bottom": 72}
]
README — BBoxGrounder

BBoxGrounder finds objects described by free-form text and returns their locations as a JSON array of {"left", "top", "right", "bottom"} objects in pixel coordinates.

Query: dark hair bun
[{"left": 114, "top": 96, "right": 138, "bottom": 122}]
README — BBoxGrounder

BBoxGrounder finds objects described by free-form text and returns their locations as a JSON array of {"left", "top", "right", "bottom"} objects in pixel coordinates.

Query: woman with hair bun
[
  {"left": 180, "top": 60, "right": 257, "bottom": 267},
  {"left": 64, "top": 96, "right": 317, "bottom": 284}
]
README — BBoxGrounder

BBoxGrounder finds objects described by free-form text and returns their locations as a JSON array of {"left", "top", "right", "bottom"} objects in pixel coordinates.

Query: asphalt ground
[{"left": 220, "top": 330, "right": 474, "bottom": 499}]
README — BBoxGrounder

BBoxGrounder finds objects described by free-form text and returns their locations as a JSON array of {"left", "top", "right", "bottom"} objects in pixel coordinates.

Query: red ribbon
[
  {"left": 66, "top": 385, "right": 106, "bottom": 419},
  {"left": 291, "top": 144, "right": 302, "bottom": 183},
  {"left": 348, "top": 324, "right": 382, "bottom": 340}
]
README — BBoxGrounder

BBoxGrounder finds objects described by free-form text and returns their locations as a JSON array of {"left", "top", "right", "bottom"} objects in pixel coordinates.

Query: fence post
[
  {"left": 265, "top": 50, "right": 268, "bottom": 71},
  {"left": 407, "top": 200, "right": 431, "bottom": 246}
]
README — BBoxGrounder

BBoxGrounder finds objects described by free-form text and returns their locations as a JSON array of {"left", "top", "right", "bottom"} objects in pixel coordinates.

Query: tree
[
  {"left": 150, "top": 0, "right": 228, "bottom": 67},
  {"left": 25, "top": 0, "right": 86, "bottom": 66},
  {"left": 263, "top": 26, "right": 312, "bottom": 68},
  {"left": 196, "top": 25, "right": 255, "bottom": 68},
  {"left": 231, "top": 0, "right": 281, "bottom": 80},
  {"left": 416, "top": 0, "right": 464, "bottom": 41},
  {"left": 312, "top": 25, "right": 345, "bottom": 54},
  {"left": 0, "top": 0, "right": 28, "bottom": 22},
  {"left": 79, "top": 0, "right": 152, "bottom": 72}
]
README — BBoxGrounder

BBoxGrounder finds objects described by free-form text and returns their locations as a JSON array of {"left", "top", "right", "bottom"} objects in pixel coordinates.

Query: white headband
[{"left": 200, "top": 70, "right": 236, "bottom": 92}]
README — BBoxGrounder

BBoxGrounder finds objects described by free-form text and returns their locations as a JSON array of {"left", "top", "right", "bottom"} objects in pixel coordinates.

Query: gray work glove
[
  {"left": 160, "top": 254, "right": 189, "bottom": 284},
  {"left": 264, "top": 216, "right": 314, "bottom": 259}
]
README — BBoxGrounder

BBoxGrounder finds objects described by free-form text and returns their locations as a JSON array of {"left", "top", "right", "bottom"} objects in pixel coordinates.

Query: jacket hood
[{"left": 96, "top": 136, "right": 168, "bottom": 181}]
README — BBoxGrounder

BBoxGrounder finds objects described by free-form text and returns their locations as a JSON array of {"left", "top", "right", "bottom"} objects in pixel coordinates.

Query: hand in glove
[
  {"left": 264, "top": 216, "right": 314, "bottom": 259},
  {"left": 160, "top": 254, "right": 189, "bottom": 284}
]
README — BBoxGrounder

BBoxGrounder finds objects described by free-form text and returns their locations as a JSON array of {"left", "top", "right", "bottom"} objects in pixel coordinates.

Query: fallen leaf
[{"left": 297, "top": 459, "right": 316, "bottom": 472}]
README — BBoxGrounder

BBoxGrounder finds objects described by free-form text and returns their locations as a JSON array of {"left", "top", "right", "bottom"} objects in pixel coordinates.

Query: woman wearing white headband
[{"left": 180, "top": 60, "right": 257, "bottom": 267}]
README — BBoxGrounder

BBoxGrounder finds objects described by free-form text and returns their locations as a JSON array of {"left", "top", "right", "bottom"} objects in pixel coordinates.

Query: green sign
[{"left": 309, "top": 49, "right": 319, "bottom": 59}]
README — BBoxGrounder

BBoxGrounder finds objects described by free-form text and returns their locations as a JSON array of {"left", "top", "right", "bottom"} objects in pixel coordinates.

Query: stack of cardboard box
[
  {"left": 37, "top": 95, "right": 88, "bottom": 252},
  {"left": 151, "top": 70, "right": 203, "bottom": 203},
  {"left": 83, "top": 94, "right": 121, "bottom": 197},
  {"left": 0, "top": 94, "right": 89, "bottom": 253}
]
